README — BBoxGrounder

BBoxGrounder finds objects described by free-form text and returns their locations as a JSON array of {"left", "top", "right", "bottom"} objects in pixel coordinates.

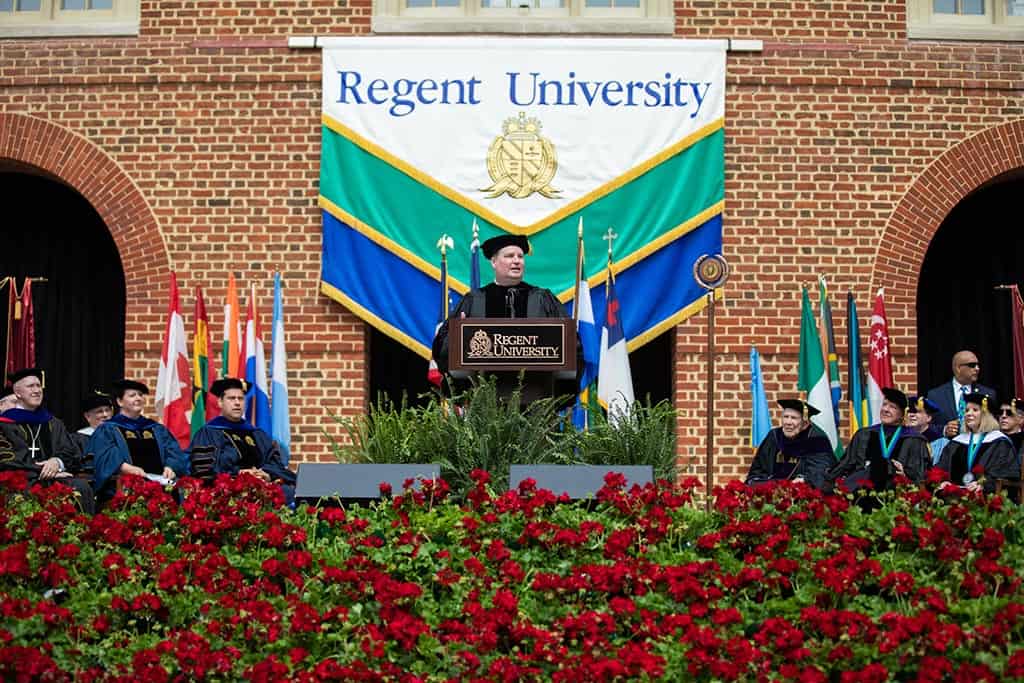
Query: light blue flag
[
  {"left": 750, "top": 346, "right": 771, "bottom": 450},
  {"left": 271, "top": 273, "right": 291, "bottom": 464}
]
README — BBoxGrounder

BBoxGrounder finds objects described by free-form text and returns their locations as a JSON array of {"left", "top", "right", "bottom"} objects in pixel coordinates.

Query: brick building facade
[{"left": 1, "top": 1, "right": 1021, "bottom": 481}]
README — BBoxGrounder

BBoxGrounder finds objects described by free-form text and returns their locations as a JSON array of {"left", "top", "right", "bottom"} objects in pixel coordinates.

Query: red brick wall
[{"left": 0, "top": 1, "right": 1021, "bottom": 473}]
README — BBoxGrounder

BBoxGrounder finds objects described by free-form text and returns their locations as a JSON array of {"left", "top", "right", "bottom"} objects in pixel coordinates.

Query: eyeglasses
[
  {"left": 959, "top": 362, "right": 980, "bottom": 369},
  {"left": 1001, "top": 409, "right": 1018, "bottom": 417}
]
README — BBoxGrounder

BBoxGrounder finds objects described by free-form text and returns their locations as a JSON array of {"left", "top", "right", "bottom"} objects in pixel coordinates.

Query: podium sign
[{"left": 449, "top": 318, "right": 576, "bottom": 373}]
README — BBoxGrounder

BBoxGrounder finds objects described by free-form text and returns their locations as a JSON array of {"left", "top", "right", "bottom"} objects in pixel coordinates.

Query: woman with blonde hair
[{"left": 936, "top": 393, "right": 1019, "bottom": 494}]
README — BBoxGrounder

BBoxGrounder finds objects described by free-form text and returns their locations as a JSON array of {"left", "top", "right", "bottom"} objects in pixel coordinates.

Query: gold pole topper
[{"left": 436, "top": 234, "right": 454, "bottom": 257}]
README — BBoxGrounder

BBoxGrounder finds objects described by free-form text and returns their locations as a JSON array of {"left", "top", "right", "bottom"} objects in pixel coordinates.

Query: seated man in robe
[
  {"left": 997, "top": 398, "right": 1024, "bottom": 463},
  {"left": 827, "top": 387, "right": 931, "bottom": 494},
  {"left": 745, "top": 399, "right": 835, "bottom": 491},
  {"left": 0, "top": 368, "right": 94, "bottom": 514},
  {"left": 906, "top": 395, "right": 948, "bottom": 465},
  {"left": 90, "top": 379, "right": 190, "bottom": 502},
  {"left": 189, "top": 378, "right": 295, "bottom": 505},
  {"left": 69, "top": 389, "right": 115, "bottom": 473}
]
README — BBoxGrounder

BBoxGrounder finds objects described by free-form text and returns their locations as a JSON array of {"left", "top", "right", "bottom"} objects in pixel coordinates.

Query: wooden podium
[
  {"left": 447, "top": 317, "right": 577, "bottom": 403},
  {"left": 448, "top": 318, "right": 576, "bottom": 380}
]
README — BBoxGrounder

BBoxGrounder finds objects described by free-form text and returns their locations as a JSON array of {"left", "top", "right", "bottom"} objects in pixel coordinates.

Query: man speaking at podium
[{"left": 431, "top": 234, "right": 579, "bottom": 403}]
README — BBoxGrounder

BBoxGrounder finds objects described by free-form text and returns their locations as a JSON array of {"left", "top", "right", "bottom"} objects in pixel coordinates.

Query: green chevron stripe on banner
[{"left": 319, "top": 123, "right": 724, "bottom": 297}]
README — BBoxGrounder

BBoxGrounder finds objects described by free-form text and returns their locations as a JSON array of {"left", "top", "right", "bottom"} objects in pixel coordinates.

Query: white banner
[{"left": 322, "top": 37, "right": 726, "bottom": 226}]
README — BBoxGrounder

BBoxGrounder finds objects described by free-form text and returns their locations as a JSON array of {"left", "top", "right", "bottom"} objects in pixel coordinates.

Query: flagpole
[
  {"left": 573, "top": 217, "right": 583, "bottom": 322},
  {"left": 705, "top": 288, "right": 715, "bottom": 512},
  {"left": 693, "top": 254, "right": 730, "bottom": 512}
]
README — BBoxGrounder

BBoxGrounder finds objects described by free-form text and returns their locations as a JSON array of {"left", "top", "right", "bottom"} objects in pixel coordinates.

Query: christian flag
[
  {"left": 155, "top": 272, "right": 192, "bottom": 449},
  {"left": 319, "top": 38, "right": 725, "bottom": 362},
  {"left": 598, "top": 274, "right": 634, "bottom": 424},
  {"left": 798, "top": 287, "right": 840, "bottom": 458}
]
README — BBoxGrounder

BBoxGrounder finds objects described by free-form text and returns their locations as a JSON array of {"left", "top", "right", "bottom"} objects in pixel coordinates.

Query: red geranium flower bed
[{"left": 1, "top": 470, "right": 1023, "bottom": 681}]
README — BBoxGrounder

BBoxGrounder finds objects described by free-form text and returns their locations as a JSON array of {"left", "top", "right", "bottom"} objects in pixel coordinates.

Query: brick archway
[
  {"left": 872, "top": 120, "right": 1024, "bottom": 352},
  {"left": 0, "top": 112, "right": 169, "bottom": 368}
]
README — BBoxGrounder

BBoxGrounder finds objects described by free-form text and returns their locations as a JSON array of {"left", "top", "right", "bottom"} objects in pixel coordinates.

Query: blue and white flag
[
  {"left": 271, "top": 273, "right": 291, "bottom": 464},
  {"left": 573, "top": 223, "right": 601, "bottom": 430},
  {"left": 749, "top": 347, "right": 771, "bottom": 451},
  {"left": 243, "top": 285, "right": 272, "bottom": 433},
  {"left": 598, "top": 275, "right": 634, "bottom": 424}
]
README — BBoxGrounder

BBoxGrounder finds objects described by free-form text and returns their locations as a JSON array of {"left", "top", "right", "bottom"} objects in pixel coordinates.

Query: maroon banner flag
[
  {"left": 5, "top": 278, "right": 36, "bottom": 382},
  {"left": 1011, "top": 285, "right": 1024, "bottom": 400}
]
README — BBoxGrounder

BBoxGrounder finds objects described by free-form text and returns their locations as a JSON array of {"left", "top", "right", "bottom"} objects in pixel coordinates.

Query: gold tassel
[{"left": 13, "top": 300, "right": 21, "bottom": 320}]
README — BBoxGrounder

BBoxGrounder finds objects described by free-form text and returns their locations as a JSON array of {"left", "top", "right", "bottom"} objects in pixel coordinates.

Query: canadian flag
[
  {"left": 866, "top": 288, "right": 894, "bottom": 425},
  {"left": 155, "top": 272, "right": 192, "bottom": 448}
]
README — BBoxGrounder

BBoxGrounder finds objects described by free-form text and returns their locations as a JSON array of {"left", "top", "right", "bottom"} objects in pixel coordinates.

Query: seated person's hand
[
  {"left": 119, "top": 463, "right": 148, "bottom": 478},
  {"left": 162, "top": 467, "right": 176, "bottom": 481},
  {"left": 965, "top": 480, "right": 982, "bottom": 493},
  {"left": 943, "top": 420, "right": 960, "bottom": 438},
  {"left": 892, "top": 460, "right": 905, "bottom": 476},
  {"left": 937, "top": 481, "right": 954, "bottom": 491},
  {"left": 241, "top": 468, "right": 271, "bottom": 482},
  {"left": 38, "top": 458, "right": 62, "bottom": 480},
  {"left": 792, "top": 476, "right": 805, "bottom": 483}
]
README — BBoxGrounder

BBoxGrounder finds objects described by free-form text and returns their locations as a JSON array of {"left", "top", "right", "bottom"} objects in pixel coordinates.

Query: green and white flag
[{"left": 798, "top": 287, "right": 841, "bottom": 458}]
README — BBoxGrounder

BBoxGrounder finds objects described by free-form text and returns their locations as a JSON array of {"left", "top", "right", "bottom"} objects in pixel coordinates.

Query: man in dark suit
[{"left": 925, "top": 350, "right": 996, "bottom": 439}]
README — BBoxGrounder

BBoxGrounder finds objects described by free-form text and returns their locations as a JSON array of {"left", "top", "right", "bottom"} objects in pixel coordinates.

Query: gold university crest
[{"left": 481, "top": 113, "right": 561, "bottom": 200}]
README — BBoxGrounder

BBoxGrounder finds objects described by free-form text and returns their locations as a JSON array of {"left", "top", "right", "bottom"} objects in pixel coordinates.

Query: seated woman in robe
[
  {"left": 89, "top": 379, "right": 190, "bottom": 502},
  {"left": 935, "top": 393, "right": 1019, "bottom": 495}
]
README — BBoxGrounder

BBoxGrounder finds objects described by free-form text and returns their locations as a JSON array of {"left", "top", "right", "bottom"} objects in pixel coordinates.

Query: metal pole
[{"left": 706, "top": 290, "right": 715, "bottom": 512}]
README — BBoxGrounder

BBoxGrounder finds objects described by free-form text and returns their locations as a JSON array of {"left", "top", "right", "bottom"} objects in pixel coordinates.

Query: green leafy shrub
[{"left": 326, "top": 376, "right": 678, "bottom": 493}]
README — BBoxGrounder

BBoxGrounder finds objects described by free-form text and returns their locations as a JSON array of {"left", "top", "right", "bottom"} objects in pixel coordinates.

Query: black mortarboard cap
[
  {"left": 881, "top": 387, "right": 908, "bottom": 412},
  {"left": 210, "top": 377, "right": 248, "bottom": 398},
  {"left": 111, "top": 379, "right": 149, "bottom": 398},
  {"left": 777, "top": 399, "right": 820, "bottom": 418},
  {"left": 964, "top": 392, "right": 992, "bottom": 412},
  {"left": 907, "top": 395, "right": 940, "bottom": 416},
  {"left": 481, "top": 234, "right": 531, "bottom": 259},
  {"left": 8, "top": 367, "right": 44, "bottom": 387},
  {"left": 80, "top": 389, "right": 114, "bottom": 413}
]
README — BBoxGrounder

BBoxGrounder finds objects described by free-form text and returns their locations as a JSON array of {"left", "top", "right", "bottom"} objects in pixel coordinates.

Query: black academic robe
[
  {"left": 0, "top": 413, "right": 94, "bottom": 514},
  {"left": 827, "top": 425, "right": 931, "bottom": 492},
  {"left": 936, "top": 432, "right": 1019, "bottom": 494},
  {"left": 70, "top": 427, "right": 97, "bottom": 473},
  {"left": 745, "top": 424, "right": 835, "bottom": 491},
  {"left": 0, "top": 408, "right": 82, "bottom": 473},
  {"left": 431, "top": 282, "right": 581, "bottom": 403},
  {"left": 1006, "top": 432, "right": 1024, "bottom": 464}
]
